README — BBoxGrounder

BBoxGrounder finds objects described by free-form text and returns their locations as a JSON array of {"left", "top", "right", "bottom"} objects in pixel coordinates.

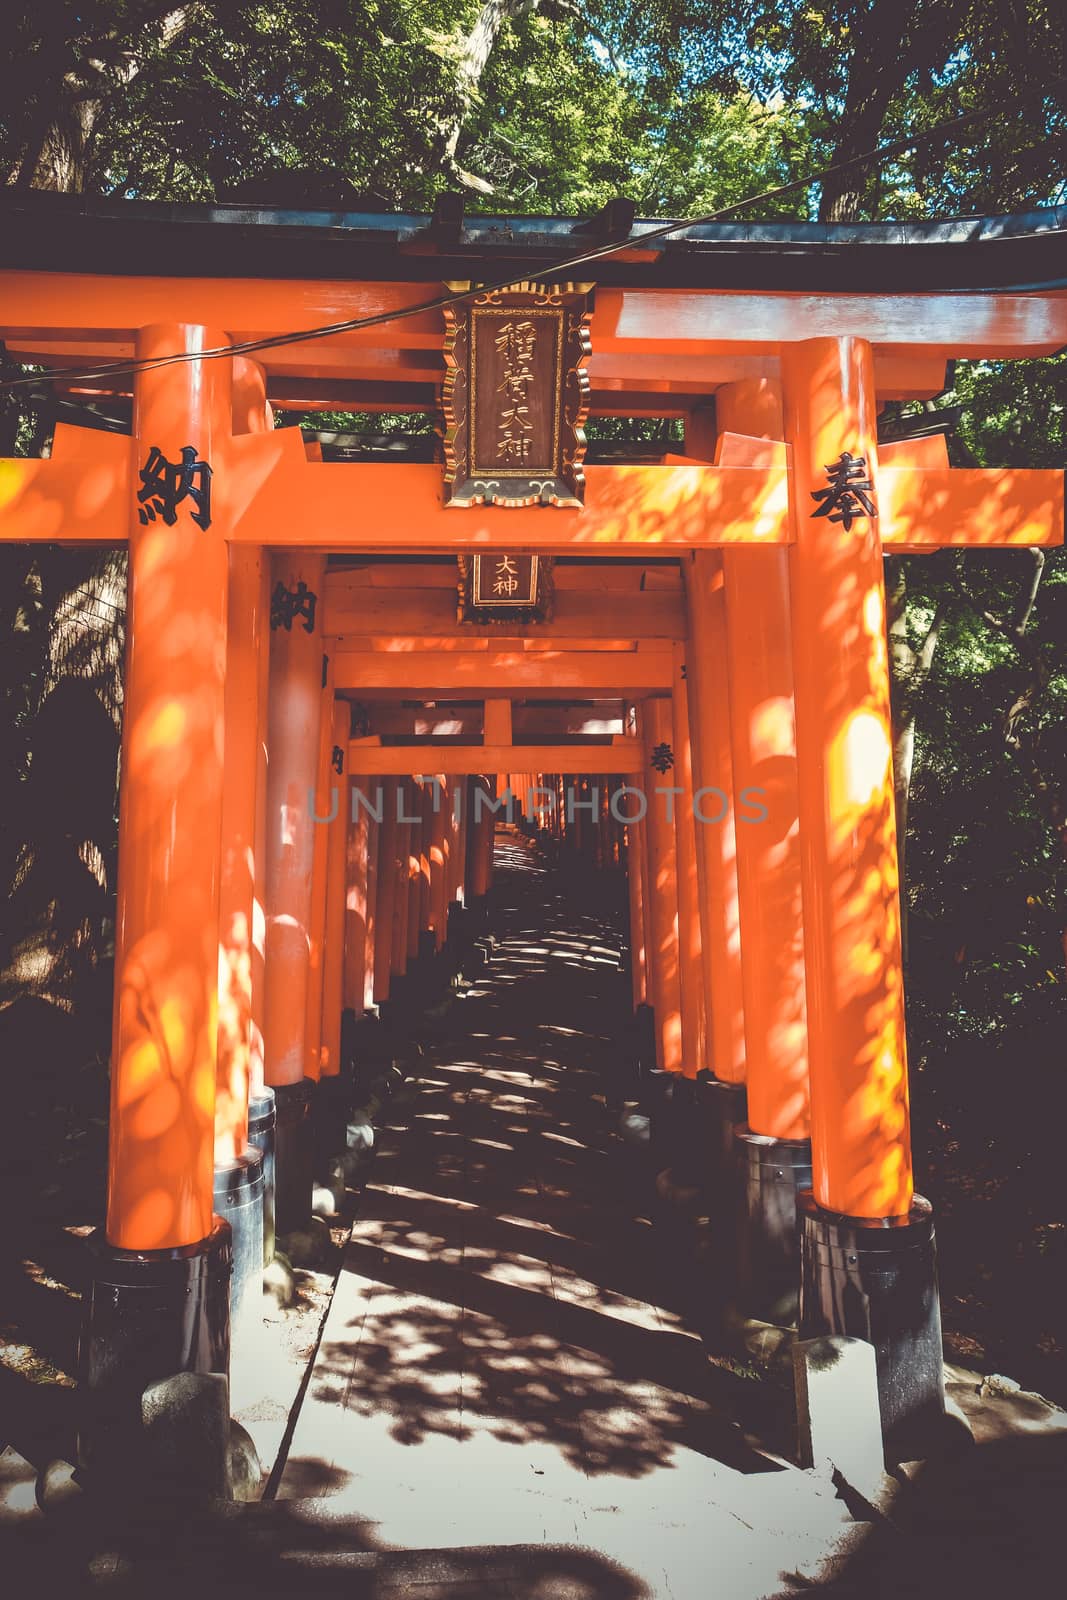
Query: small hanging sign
[
  {"left": 442, "top": 281, "right": 592, "bottom": 508},
  {"left": 457, "top": 553, "right": 554, "bottom": 623}
]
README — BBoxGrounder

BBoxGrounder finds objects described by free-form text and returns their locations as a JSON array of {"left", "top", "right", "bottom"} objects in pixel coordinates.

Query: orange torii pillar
[
  {"left": 215, "top": 523, "right": 267, "bottom": 1356},
  {"left": 623, "top": 785, "right": 649, "bottom": 1009},
  {"left": 646, "top": 668, "right": 709, "bottom": 1185},
  {"left": 318, "top": 698, "right": 351, "bottom": 1149},
  {"left": 439, "top": 774, "right": 463, "bottom": 957},
  {"left": 372, "top": 778, "right": 401, "bottom": 1009},
  {"left": 389, "top": 779, "right": 414, "bottom": 1006},
  {"left": 584, "top": 776, "right": 599, "bottom": 861},
  {"left": 716, "top": 380, "right": 813, "bottom": 1325},
  {"left": 642, "top": 701, "right": 683, "bottom": 1081},
  {"left": 528, "top": 772, "right": 556, "bottom": 847},
  {"left": 262, "top": 551, "right": 325, "bottom": 1235},
  {"left": 783, "top": 336, "right": 942, "bottom": 1458},
  {"left": 682, "top": 545, "right": 749, "bottom": 1208},
  {"left": 671, "top": 646, "right": 707, "bottom": 1083},
  {"left": 419, "top": 778, "right": 437, "bottom": 961},
  {"left": 238, "top": 364, "right": 278, "bottom": 1269},
  {"left": 624, "top": 711, "right": 658, "bottom": 1069},
  {"left": 447, "top": 773, "right": 468, "bottom": 919},
  {"left": 596, "top": 783, "right": 610, "bottom": 868},
  {"left": 466, "top": 778, "right": 486, "bottom": 906},
  {"left": 546, "top": 773, "right": 561, "bottom": 842},
  {"left": 429, "top": 775, "right": 450, "bottom": 952},
  {"left": 82, "top": 325, "right": 233, "bottom": 1484},
  {"left": 305, "top": 655, "right": 335, "bottom": 1088},
  {"left": 620, "top": 759, "right": 653, "bottom": 1076},
  {"left": 609, "top": 775, "right": 625, "bottom": 866},
  {"left": 468, "top": 774, "right": 496, "bottom": 910},
  {"left": 568, "top": 775, "right": 595, "bottom": 861},
  {"left": 410, "top": 778, "right": 430, "bottom": 967},
  {"left": 344, "top": 772, "right": 378, "bottom": 1018},
  {"left": 567, "top": 776, "right": 582, "bottom": 856},
  {"left": 453, "top": 775, "right": 482, "bottom": 955}
]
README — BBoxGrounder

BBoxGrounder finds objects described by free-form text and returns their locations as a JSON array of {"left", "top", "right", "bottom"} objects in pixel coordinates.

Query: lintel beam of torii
[
  {"left": 331, "top": 648, "right": 673, "bottom": 697},
  {"left": 1, "top": 418, "right": 1061, "bottom": 552},
  {"left": 2, "top": 270, "right": 1066, "bottom": 360},
  {"left": 347, "top": 739, "right": 643, "bottom": 776}
]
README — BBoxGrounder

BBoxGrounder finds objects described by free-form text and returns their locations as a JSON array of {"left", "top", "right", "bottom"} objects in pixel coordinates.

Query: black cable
[{"left": 0, "top": 94, "right": 1053, "bottom": 395}]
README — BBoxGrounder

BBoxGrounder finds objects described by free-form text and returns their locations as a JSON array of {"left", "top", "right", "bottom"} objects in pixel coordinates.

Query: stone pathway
[
  {"left": 278, "top": 836, "right": 860, "bottom": 1597},
  {"left": 3, "top": 835, "right": 1064, "bottom": 1596}
]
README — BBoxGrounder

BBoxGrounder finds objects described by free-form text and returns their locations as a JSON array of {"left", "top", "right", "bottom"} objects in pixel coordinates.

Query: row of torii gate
[{"left": 1, "top": 195, "right": 1064, "bottom": 1483}]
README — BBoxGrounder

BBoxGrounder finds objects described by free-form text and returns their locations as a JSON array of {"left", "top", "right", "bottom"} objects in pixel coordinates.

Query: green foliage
[
  {"left": 900, "top": 356, "right": 1067, "bottom": 1066},
  {"left": 951, "top": 355, "right": 1067, "bottom": 469},
  {"left": 584, "top": 1, "right": 1067, "bottom": 218},
  {"left": 0, "top": 2, "right": 814, "bottom": 214}
]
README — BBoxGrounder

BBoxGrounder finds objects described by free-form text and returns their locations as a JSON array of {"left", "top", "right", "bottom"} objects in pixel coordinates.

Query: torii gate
[{"left": 1, "top": 195, "right": 1063, "bottom": 1476}]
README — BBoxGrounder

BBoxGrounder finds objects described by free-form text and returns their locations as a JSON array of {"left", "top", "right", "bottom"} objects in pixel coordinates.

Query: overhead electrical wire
[{"left": 0, "top": 94, "right": 1057, "bottom": 395}]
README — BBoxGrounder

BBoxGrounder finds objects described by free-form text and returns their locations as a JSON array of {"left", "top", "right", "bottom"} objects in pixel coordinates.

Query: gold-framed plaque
[
  {"left": 457, "top": 553, "right": 554, "bottom": 623},
  {"left": 442, "top": 281, "right": 592, "bottom": 508}
]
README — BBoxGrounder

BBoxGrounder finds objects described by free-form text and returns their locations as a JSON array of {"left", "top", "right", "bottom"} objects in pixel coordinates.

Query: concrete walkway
[
  {"left": 279, "top": 837, "right": 860, "bottom": 1597},
  {"left": 3, "top": 836, "right": 1064, "bottom": 1596}
]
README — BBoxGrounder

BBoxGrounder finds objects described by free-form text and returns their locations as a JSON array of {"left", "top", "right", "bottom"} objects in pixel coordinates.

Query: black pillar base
[
  {"left": 348, "top": 1010, "right": 389, "bottom": 1091},
  {"left": 384, "top": 968, "right": 414, "bottom": 1018},
  {"left": 445, "top": 904, "right": 472, "bottom": 974},
  {"left": 645, "top": 1070, "right": 702, "bottom": 1179},
  {"left": 246, "top": 1087, "right": 276, "bottom": 1266},
  {"left": 633, "top": 1002, "right": 656, "bottom": 1077},
  {"left": 695, "top": 1071, "right": 747, "bottom": 1215},
  {"left": 213, "top": 1147, "right": 264, "bottom": 1353},
  {"left": 410, "top": 934, "right": 450, "bottom": 1008},
  {"left": 464, "top": 893, "right": 489, "bottom": 929},
  {"left": 378, "top": 985, "right": 413, "bottom": 1034},
  {"left": 339, "top": 1005, "right": 359, "bottom": 1074},
  {"left": 77, "top": 1218, "right": 231, "bottom": 1494},
  {"left": 312, "top": 1072, "right": 352, "bottom": 1167},
  {"left": 733, "top": 1126, "right": 812, "bottom": 1327},
  {"left": 799, "top": 1191, "right": 945, "bottom": 1463},
  {"left": 403, "top": 947, "right": 428, "bottom": 1008},
  {"left": 272, "top": 1079, "right": 314, "bottom": 1236}
]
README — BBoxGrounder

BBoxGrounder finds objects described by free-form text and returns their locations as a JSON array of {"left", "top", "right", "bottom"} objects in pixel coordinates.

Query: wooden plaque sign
[
  {"left": 457, "top": 553, "right": 554, "bottom": 623},
  {"left": 442, "top": 281, "right": 592, "bottom": 508}
]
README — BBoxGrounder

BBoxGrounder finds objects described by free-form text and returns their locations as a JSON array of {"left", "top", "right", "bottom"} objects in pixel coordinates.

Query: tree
[{"left": 583, "top": 1, "right": 1067, "bottom": 220}]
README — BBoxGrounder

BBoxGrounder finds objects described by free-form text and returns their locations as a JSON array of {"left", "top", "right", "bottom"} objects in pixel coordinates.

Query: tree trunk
[
  {"left": 886, "top": 555, "right": 950, "bottom": 968},
  {"left": 817, "top": 0, "right": 922, "bottom": 222},
  {"left": 441, "top": 0, "right": 538, "bottom": 171},
  {"left": 13, "top": 6, "right": 198, "bottom": 191}
]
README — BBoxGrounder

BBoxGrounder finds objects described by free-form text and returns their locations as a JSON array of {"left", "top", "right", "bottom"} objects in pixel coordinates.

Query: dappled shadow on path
[{"left": 286, "top": 833, "right": 791, "bottom": 1504}]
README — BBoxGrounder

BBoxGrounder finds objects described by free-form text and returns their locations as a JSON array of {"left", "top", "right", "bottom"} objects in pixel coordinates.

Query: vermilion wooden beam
[
  {"left": 332, "top": 648, "right": 673, "bottom": 696},
  {"left": 347, "top": 739, "right": 642, "bottom": 775},
  {"left": 594, "top": 287, "right": 1067, "bottom": 359},
  {"left": 230, "top": 455, "right": 792, "bottom": 549},
  {"left": 0, "top": 422, "right": 1060, "bottom": 551},
  {"left": 711, "top": 429, "right": 1066, "bottom": 550},
  {"left": 0, "top": 272, "right": 444, "bottom": 349},
  {"left": 879, "top": 467, "right": 1064, "bottom": 549},
  {"left": 362, "top": 706, "right": 627, "bottom": 737},
  {"left": 15, "top": 343, "right": 950, "bottom": 405},
  {"left": 329, "top": 563, "right": 682, "bottom": 590},
  {"left": 3, "top": 272, "right": 1065, "bottom": 359},
  {"left": 322, "top": 583, "right": 686, "bottom": 639}
]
